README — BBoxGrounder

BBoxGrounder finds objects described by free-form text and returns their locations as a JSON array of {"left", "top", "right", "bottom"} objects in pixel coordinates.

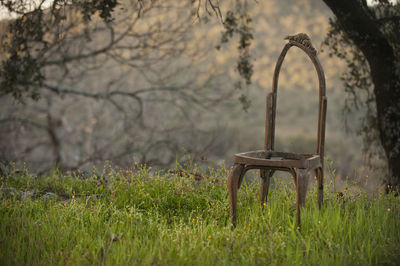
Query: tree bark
[{"left": 322, "top": 0, "right": 400, "bottom": 192}]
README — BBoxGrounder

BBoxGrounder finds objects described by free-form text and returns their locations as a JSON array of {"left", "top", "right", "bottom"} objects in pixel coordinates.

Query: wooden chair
[{"left": 227, "top": 33, "right": 327, "bottom": 227}]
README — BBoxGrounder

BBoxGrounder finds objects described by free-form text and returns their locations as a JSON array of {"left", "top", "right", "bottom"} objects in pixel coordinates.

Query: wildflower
[
  {"left": 263, "top": 202, "right": 267, "bottom": 207},
  {"left": 366, "top": 175, "right": 368, "bottom": 179},
  {"left": 181, "top": 232, "right": 185, "bottom": 237},
  {"left": 378, "top": 228, "right": 381, "bottom": 232},
  {"left": 208, "top": 235, "right": 212, "bottom": 239}
]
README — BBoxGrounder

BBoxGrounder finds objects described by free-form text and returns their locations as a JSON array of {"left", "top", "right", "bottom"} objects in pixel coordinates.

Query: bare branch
[{"left": 0, "top": 117, "right": 47, "bottom": 129}]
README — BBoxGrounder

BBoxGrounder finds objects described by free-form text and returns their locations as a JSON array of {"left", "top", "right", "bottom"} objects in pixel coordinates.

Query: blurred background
[{"left": 0, "top": 0, "right": 386, "bottom": 187}]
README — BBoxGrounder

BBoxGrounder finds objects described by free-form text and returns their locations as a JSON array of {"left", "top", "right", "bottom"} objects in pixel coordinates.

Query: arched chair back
[{"left": 265, "top": 34, "right": 327, "bottom": 165}]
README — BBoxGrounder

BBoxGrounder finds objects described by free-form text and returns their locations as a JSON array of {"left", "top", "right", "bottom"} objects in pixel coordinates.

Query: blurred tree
[
  {"left": 2, "top": 0, "right": 398, "bottom": 192},
  {"left": 0, "top": 0, "right": 252, "bottom": 102},
  {"left": 0, "top": 0, "right": 230, "bottom": 171},
  {"left": 0, "top": 0, "right": 118, "bottom": 100},
  {"left": 321, "top": 0, "right": 400, "bottom": 192}
]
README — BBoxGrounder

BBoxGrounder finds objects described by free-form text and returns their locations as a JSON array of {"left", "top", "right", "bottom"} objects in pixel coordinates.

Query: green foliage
[
  {"left": 322, "top": 18, "right": 378, "bottom": 153},
  {"left": 217, "top": 2, "right": 254, "bottom": 111},
  {"left": 220, "top": 10, "right": 253, "bottom": 86},
  {"left": 0, "top": 0, "right": 118, "bottom": 101},
  {"left": 79, "top": 0, "right": 118, "bottom": 22},
  {"left": 1, "top": 163, "right": 399, "bottom": 265}
]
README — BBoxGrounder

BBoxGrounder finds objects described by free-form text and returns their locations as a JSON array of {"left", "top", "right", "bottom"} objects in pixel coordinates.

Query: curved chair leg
[
  {"left": 317, "top": 167, "right": 324, "bottom": 209},
  {"left": 295, "top": 168, "right": 309, "bottom": 226},
  {"left": 227, "top": 164, "right": 245, "bottom": 228},
  {"left": 260, "top": 169, "right": 272, "bottom": 207}
]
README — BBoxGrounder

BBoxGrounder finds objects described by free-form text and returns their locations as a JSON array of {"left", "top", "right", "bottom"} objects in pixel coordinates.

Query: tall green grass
[{"left": 0, "top": 163, "right": 399, "bottom": 265}]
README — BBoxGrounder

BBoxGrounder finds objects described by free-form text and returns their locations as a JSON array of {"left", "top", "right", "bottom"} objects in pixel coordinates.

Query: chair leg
[
  {"left": 295, "top": 168, "right": 309, "bottom": 226},
  {"left": 260, "top": 169, "right": 271, "bottom": 207},
  {"left": 317, "top": 167, "right": 324, "bottom": 209},
  {"left": 227, "top": 164, "right": 244, "bottom": 228}
]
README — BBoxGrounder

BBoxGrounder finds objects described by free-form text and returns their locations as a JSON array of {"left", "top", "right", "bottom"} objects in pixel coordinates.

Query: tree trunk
[
  {"left": 322, "top": 0, "right": 400, "bottom": 192},
  {"left": 372, "top": 61, "right": 400, "bottom": 194}
]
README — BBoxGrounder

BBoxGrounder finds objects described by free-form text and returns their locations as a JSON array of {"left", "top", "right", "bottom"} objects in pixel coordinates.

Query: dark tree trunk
[{"left": 322, "top": 0, "right": 400, "bottom": 192}]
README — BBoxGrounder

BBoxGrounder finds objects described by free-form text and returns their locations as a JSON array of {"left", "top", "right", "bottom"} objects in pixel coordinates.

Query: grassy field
[{"left": 0, "top": 162, "right": 399, "bottom": 265}]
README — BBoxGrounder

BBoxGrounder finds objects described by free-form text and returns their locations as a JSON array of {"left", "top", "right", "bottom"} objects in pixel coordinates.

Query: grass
[{"left": 0, "top": 162, "right": 399, "bottom": 265}]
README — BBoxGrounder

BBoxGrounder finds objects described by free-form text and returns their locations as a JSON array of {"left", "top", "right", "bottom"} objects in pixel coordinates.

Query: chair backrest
[{"left": 264, "top": 33, "right": 327, "bottom": 159}]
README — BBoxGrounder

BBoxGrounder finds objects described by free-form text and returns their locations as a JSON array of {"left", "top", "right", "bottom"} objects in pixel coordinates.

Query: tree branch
[{"left": 0, "top": 117, "right": 47, "bottom": 129}]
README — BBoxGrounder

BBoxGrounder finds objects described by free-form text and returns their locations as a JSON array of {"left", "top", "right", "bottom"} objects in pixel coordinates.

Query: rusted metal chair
[{"left": 227, "top": 33, "right": 327, "bottom": 227}]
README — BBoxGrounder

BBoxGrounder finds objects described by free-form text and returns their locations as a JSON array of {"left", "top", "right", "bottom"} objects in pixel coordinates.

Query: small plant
[{"left": 325, "top": 156, "right": 337, "bottom": 193}]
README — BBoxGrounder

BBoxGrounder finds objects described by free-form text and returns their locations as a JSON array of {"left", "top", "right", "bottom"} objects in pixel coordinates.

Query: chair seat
[{"left": 234, "top": 150, "right": 321, "bottom": 169}]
